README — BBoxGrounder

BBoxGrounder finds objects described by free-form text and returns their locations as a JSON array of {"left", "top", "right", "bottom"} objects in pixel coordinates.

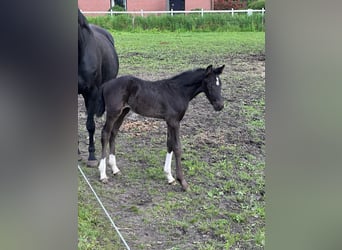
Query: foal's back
[{"left": 103, "top": 75, "right": 187, "bottom": 119}]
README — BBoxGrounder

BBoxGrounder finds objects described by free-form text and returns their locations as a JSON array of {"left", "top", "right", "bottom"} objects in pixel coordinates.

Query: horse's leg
[
  {"left": 167, "top": 121, "right": 188, "bottom": 191},
  {"left": 108, "top": 107, "right": 130, "bottom": 175},
  {"left": 84, "top": 89, "right": 98, "bottom": 167},
  {"left": 98, "top": 113, "right": 116, "bottom": 183},
  {"left": 164, "top": 128, "right": 176, "bottom": 184}
]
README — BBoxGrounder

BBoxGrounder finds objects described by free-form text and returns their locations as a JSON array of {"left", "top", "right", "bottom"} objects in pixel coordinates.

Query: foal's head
[{"left": 202, "top": 65, "right": 225, "bottom": 111}]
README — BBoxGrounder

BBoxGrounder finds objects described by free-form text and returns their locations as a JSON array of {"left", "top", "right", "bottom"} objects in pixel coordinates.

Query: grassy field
[
  {"left": 114, "top": 31, "right": 264, "bottom": 74},
  {"left": 78, "top": 31, "right": 265, "bottom": 249},
  {"left": 87, "top": 14, "right": 265, "bottom": 32}
]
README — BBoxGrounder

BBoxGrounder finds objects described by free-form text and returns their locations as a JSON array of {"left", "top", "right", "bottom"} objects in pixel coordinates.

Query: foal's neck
[{"left": 181, "top": 72, "right": 205, "bottom": 101}]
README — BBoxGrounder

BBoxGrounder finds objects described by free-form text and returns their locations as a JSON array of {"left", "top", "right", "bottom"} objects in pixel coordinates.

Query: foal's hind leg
[
  {"left": 98, "top": 114, "right": 116, "bottom": 183},
  {"left": 108, "top": 107, "right": 130, "bottom": 175}
]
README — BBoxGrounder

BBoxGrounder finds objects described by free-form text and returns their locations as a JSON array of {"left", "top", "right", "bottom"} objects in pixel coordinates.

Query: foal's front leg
[{"left": 167, "top": 122, "right": 189, "bottom": 191}]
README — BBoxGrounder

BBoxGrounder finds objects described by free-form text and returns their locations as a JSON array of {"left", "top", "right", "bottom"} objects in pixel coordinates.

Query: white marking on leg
[
  {"left": 98, "top": 158, "right": 108, "bottom": 181},
  {"left": 108, "top": 154, "right": 120, "bottom": 175},
  {"left": 216, "top": 77, "right": 220, "bottom": 86},
  {"left": 164, "top": 152, "right": 175, "bottom": 184}
]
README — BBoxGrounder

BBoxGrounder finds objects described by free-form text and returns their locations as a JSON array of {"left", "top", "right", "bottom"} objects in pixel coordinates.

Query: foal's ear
[
  {"left": 214, "top": 65, "right": 225, "bottom": 75},
  {"left": 205, "top": 65, "right": 213, "bottom": 75}
]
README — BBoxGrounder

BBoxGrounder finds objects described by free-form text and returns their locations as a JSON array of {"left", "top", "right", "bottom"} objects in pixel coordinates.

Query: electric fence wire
[{"left": 78, "top": 165, "right": 131, "bottom": 250}]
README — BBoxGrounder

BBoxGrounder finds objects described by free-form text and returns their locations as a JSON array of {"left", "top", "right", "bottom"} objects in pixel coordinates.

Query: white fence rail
[{"left": 81, "top": 8, "right": 265, "bottom": 17}]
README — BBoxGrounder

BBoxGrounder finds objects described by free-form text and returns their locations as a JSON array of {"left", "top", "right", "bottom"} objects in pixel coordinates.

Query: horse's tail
[{"left": 96, "top": 85, "right": 106, "bottom": 117}]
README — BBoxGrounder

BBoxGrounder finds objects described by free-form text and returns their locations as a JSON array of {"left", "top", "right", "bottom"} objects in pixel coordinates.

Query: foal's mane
[{"left": 168, "top": 68, "right": 206, "bottom": 86}]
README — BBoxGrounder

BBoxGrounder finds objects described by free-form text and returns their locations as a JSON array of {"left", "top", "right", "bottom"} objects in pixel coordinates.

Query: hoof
[
  {"left": 113, "top": 170, "right": 121, "bottom": 176},
  {"left": 100, "top": 178, "right": 108, "bottom": 184},
  {"left": 168, "top": 180, "right": 177, "bottom": 185},
  {"left": 87, "top": 160, "right": 98, "bottom": 167},
  {"left": 181, "top": 180, "right": 189, "bottom": 192}
]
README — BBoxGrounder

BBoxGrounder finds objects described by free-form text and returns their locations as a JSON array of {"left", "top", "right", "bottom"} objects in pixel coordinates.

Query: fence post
[
  {"left": 171, "top": 8, "right": 173, "bottom": 16},
  {"left": 247, "top": 9, "right": 252, "bottom": 16},
  {"left": 261, "top": 8, "right": 265, "bottom": 16},
  {"left": 141, "top": 9, "right": 143, "bottom": 17},
  {"left": 201, "top": 8, "right": 204, "bottom": 17},
  {"left": 231, "top": 8, "right": 234, "bottom": 16},
  {"left": 110, "top": 9, "right": 113, "bottom": 16}
]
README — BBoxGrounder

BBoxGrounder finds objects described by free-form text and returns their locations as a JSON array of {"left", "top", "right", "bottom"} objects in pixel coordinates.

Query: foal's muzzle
[{"left": 213, "top": 101, "right": 224, "bottom": 111}]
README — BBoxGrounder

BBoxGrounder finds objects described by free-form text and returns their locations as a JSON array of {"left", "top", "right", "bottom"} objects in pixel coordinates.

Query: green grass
[
  {"left": 112, "top": 31, "right": 264, "bottom": 75},
  {"left": 87, "top": 13, "right": 265, "bottom": 32},
  {"left": 125, "top": 141, "right": 265, "bottom": 248},
  {"left": 78, "top": 176, "right": 122, "bottom": 249}
]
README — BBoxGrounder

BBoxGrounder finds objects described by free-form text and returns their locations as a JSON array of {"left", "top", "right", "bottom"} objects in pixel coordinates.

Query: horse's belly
[
  {"left": 130, "top": 106, "right": 164, "bottom": 119},
  {"left": 128, "top": 101, "right": 164, "bottom": 119},
  {"left": 127, "top": 90, "right": 167, "bottom": 119}
]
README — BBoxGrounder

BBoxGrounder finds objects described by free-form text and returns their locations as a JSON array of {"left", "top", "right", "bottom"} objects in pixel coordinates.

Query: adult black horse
[{"left": 78, "top": 9, "right": 119, "bottom": 166}]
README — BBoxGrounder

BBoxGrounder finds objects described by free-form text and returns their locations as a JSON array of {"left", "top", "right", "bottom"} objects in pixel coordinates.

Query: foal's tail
[{"left": 96, "top": 85, "right": 106, "bottom": 117}]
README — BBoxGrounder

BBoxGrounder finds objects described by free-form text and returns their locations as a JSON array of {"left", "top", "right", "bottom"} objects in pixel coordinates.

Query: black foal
[{"left": 96, "top": 65, "right": 225, "bottom": 191}]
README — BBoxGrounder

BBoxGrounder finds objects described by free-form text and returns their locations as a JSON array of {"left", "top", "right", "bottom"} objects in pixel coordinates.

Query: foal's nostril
[
  {"left": 217, "top": 105, "right": 224, "bottom": 111},
  {"left": 214, "top": 102, "right": 224, "bottom": 111}
]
